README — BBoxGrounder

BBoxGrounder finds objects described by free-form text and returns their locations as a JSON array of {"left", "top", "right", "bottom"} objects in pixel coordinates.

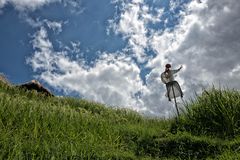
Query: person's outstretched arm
[
  {"left": 177, "top": 65, "right": 183, "bottom": 71},
  {"left": 172, "top": 65, "right": 183, "bottom": 74}
]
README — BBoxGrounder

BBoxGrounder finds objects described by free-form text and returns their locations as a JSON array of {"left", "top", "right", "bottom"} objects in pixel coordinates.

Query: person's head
[
  {"left": 165, "top": 64, "right": 171, "bottom": 69},
  {"left": 165, "top": 64, "right": 171, "bottom": 72}
]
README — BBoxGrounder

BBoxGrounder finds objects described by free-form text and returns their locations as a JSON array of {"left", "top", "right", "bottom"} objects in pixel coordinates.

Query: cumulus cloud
[
  {"left": 0, "top": 0, "right": 60, "bottom": 11},
  {"left": 109, "top": 0, "right": 163, "bottom": 63},
  {"left": 0, "top": 0, "right": 83, "bottom": 13},
  {"left": 62, "top": 0, "right": 84, "bottom": 15},
  {"left": 27, "top": 27, "right": 180, "bottom": 117},
  {"left": 27, "top": 0, "right": 240, "bottom": 117},
  {"left": 19, "top": 13, "right": 66, "bottom": 34},
  {"left": 147, "top": 0, "right": 240, "bottom": 96},
  {"left": 108, "top": 0, "right": 240, "bottom": 115},
  {"left": 45, "top": 20, "right": 65, "bottom": 34},
  {"left": 0, "top": 0, "right": 6, "bottom": 8},
  {"left": 27, "top": 27, "right": 148, "bottom": 113}
]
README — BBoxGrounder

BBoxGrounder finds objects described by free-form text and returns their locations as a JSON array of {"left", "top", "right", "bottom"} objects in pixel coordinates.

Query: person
[{"left": 161, "top": 64, "right": 183, "bottom": 101}]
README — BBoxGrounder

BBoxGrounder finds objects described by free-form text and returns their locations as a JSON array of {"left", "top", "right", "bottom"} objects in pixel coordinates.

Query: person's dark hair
[
  {"left": 164, "top": 64, "right": 171, "bottom": 73},
  {"left": 165, "top": 64, "right": 171, "bottom": 68}
]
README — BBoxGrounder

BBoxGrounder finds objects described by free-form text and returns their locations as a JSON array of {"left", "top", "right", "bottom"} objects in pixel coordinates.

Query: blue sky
[{"left": 1, "top": 0, "right": 240, "bottom": 117}]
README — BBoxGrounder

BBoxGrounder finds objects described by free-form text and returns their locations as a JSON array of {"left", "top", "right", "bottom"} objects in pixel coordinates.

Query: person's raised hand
[{"left": 179, "top": 65, "right": 183, "bottom": 70}]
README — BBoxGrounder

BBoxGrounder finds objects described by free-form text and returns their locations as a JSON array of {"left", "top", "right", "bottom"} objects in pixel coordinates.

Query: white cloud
[
  {"left": 0, "top": 0, "right": 60, "bottom": 11},
  {"left": 62, "top": 0, "right": 84, "bottom": 15},
  {"left": 21, "top": 14, "right": 65, "bottom": 34},
  {"left": 109, "top": 0, "right": 163, "bottom": 63},
  {"left": 107, "top": 0, "right": 240, "bottom": 116},
  {"left": 147, "top": 0, "right": 240, "bottom": 96},
  {"left": 0, "top": 0, "right": 7, "bottom": 8},
  {"left": 27, "top": 27, "right": 54, "bottom": 71},
  {"left": 27, "top": 0, "right": 240, "bottom": 117},
  {"left": 69, "top": 41, "right": 81, "bottom": 53},
  {"left": 45, "top": 20, "right": 64, "bottom": 34},
  {"left": 27, "top": 27, "right": 149, "bottom": 113},
  {"left": 0, "top": 0, "right": 84, "bottom": 13},
  {"left": 27, "top": 26, "right": 183, "bottom": 117}
]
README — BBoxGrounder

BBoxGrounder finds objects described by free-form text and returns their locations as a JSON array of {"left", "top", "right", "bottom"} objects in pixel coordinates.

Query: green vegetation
[
  {"left": 173, "top": 88, "right": 240, "bottom": 138},
  {"left": 0, "top": 80, "right": 240, "bottom": 159}
]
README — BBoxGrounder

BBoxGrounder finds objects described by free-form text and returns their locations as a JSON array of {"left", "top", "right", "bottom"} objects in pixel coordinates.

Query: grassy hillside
[{"left": 0, "top": 80, "right": 240, "bottom": 159}]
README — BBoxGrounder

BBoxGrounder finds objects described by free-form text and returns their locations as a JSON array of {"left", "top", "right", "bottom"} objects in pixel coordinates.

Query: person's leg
[
  {"left": 166, "top": 83, "right": 171, "bottom": 101},
  {"left": 174, "top": 81, "right": 183, "bottom": 98}
]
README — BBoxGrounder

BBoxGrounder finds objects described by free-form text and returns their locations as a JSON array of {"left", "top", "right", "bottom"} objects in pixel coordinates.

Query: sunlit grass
[
  {"left": 0, "top": 81, "right": 168, "bottom": 159},
  {"left": 1, "top": 81, "right": 240, "bottom": 159},
  {"left": 173, "top": 87, "right": 240, "bottom": 138}
]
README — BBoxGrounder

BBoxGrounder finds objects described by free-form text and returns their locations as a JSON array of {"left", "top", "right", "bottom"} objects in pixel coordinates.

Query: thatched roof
[
  {"left": 0, "top": 73, "right": 53, "bottom": 97},
  {"left": 19, "top": 80, "right": 54, "bottom": 97},
  {"left": 0, "top": 73, "right": 10, "bottom": 85}
]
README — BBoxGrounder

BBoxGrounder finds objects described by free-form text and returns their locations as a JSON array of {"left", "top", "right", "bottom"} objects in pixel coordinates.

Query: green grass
[
  {"left": 173, "top": 87, "right": 240, "bottom": 138},
  {"left": 1, "top": 81, "right": 240, "bottom": 159}
]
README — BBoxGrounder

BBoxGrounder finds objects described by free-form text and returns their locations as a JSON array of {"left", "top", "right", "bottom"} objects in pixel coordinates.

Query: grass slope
[{"left": 0, "top": 81, "right": 240, "bottom": 159}]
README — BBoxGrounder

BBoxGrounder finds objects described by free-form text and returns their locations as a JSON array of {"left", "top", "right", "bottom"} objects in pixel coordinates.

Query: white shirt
[{"left": 161, "top": 69, "right": 180, "bottom": 84}]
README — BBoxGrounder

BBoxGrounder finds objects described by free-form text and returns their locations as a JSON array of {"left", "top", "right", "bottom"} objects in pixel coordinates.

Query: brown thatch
[
  {"left": 0, "top": 73, "right": 11, "bottom": 85},
  {"left": 19, "top": 80, "right": 54, "bottom": 97}
]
